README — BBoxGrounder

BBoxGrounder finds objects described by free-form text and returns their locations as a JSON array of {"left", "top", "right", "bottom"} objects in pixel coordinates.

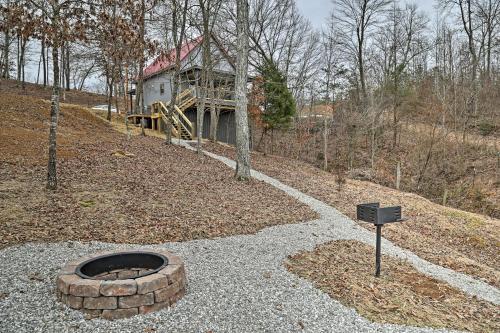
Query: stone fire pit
[{"left": 56, "top": 249, "right": 186, "bottom": 320}]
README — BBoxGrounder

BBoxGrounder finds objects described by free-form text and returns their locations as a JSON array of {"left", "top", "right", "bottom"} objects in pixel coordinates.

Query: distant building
[{"left": 130, "top": 35, "right": 240, "bottom": 145}]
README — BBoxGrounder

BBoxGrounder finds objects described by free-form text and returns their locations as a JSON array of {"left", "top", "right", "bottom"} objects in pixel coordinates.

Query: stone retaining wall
[{"left": 56, "top": 249, "right": 186, "bottom": 320}]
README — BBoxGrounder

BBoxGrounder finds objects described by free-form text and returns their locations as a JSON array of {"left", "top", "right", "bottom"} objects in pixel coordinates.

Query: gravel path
[
  {"left": 0, "top": 144, "right": 497, "bottom": 333},
  {"left": 195, "top": 144, "right": 500, "bottom": 306}
]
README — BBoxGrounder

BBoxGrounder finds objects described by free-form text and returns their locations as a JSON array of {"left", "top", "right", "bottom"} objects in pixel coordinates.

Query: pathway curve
[
  {"left": 192, "top": 144, "right": 500, "bottom": 306},
  {"left": 0, "top": 144, "right": 497, "bottom": 333}
]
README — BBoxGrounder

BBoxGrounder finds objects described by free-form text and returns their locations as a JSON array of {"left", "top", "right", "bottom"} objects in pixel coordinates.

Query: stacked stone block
[{"left": 56, "top": 249, "right": 186, "bottom": 320}]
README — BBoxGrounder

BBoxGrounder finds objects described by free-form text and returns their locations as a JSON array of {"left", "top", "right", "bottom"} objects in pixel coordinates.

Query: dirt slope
[
  {"left": 201, "top": 142, "right": 500, "bottom": 288},
  {"left": 0, "top": 91, "right": 316, "bottom": 249},
  {"left": 0, "top": 79, "right": 110, "bottom": 107}
]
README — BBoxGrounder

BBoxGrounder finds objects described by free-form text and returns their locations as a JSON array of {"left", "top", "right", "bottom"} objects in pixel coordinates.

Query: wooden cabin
[{"left": 129, "top": 35, "right": 239, "bottom": 145}]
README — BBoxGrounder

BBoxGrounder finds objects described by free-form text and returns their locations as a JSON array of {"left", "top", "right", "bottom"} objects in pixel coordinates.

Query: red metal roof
[{"left": 143, "top": 36, "right": 203, "bottom": 79}]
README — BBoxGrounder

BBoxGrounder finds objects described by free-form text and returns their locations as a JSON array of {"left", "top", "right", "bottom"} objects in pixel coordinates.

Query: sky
[
  {"left": 23, "top": 0, "right": 439, "bottom": 90},
  {"left": 296, "top": 0, "right": 437, "bottom": 29}
]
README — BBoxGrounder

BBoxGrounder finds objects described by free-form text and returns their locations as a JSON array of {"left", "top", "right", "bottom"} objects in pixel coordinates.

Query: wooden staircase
[{"left": 152, "top": 88, "right": 196, "bottom": 140}]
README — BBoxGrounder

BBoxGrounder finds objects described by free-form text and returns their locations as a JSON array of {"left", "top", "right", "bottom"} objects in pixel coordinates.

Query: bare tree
[
  {"left": 13, "top": 1, "right": 35, "bottom": 89},
  {"left": 476, "top": 0, "right": 500, "bottom": 80},
  {"left": 443, "top": 0, "right": 480, "bottom": 119},
  {"left": 195, "top": 0, "right": 211, "bottom": 154},
  {"left": 331, "top": 0, "right": 390, "bottom": 107},
  {"left": 26, "top": 0, "right": 91, "bottom": 189},
  {"left": 235, "top": 0, "right": 251, "bottom": 179},
  {"left": 166, "top": 0, "right": 189, "bottom": 144},
  {"left": 0, "top": 0, "right": 13, "bottom": 79},
  {"left": 378, "top": 2, "right": 428, "bottom": 148},
  {"left": 93, "top": 0, "right": 139, "bottom": 121}
]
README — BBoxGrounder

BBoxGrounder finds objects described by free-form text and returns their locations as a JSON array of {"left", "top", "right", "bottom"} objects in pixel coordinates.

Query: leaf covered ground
[
  {"left": 199, "top": 142, "right": 500, "bottom": 288},
  {"left": 0, "top": 78, "right": 111, "bottom": 108},
  {"left": 286, "top": 240, "right": 499, "bottom": 333},
  {"left": 0, "top": 92, "right": 317, "bottom": 249}
]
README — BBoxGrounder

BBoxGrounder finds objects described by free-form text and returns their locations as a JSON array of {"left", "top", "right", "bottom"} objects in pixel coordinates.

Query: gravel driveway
[{"left": 0, "top": 144, "right": 497, "bottom": 333}]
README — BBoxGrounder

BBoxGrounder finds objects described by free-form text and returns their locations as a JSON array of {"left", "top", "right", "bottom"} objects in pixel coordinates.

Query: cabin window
[{"left": 160, "top": 83, "right": 165, "bottom": 95}]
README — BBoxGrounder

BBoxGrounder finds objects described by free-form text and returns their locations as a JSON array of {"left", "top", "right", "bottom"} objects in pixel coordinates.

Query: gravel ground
[
  {"left": 0, "top": 143, "right": 497, "bottom": 333},
  {"left": 195, "top": 144, "right": 500, "bottom": 306}
]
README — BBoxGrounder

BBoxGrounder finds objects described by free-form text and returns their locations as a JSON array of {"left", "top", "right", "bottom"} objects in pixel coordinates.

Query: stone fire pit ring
[{"left": 56, "top": 249, "right": 186, "bottom": 320}]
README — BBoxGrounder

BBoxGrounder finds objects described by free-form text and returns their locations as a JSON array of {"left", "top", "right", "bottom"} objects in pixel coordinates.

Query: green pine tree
[{"left": 260, "top": 61, "right": 296, "bottom": 130}]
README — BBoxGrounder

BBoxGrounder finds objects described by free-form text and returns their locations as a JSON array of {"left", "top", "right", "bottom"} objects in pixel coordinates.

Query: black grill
[{"left": 356, "top": 203, "right": 407, "bottom": 277}]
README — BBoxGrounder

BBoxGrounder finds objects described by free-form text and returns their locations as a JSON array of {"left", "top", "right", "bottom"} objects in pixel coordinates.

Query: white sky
[
  {"left": 24, "top": 0, "right": 439, "bottom": 91},
  {"left": 296, "top": 0, "right": 437, "bottom": 29}
]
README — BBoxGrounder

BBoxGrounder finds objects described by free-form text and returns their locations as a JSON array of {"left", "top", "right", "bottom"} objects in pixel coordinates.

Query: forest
[{"left": 1, "top": 0, "right": 499, "bottom": 217}]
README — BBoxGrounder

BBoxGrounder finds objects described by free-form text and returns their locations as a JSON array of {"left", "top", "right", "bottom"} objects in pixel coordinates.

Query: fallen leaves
[
  {"left": 200, "top": 142, "right": 500, "bottom": 288},
  {"left": 0, "top": 92, "right": 317, "bottom": 249},
  {"left": 111, "top": 150, "right": 135, "bottom": 158},
  {"left": 286, "top": 240, "right": 499, "bottom": 333}
]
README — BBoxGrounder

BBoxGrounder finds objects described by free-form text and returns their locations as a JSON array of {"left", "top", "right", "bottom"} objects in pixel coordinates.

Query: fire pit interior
[
  {"left": 56, "top": 249, "right": 186, "bottom": 320},
  {"left": 76, "top": 252, "right": 168, "bottom": 280}
]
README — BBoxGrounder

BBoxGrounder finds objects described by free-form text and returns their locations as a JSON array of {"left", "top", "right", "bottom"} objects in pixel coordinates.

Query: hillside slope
[
  {"left": 0, "top": 90, "right": 316, "bottom": 249},
  {"left": 201, "top": 142, "right": 500, "bottom": 289},
  {"left": 0, "top": 79, "right": 110, "bottom": 107}
]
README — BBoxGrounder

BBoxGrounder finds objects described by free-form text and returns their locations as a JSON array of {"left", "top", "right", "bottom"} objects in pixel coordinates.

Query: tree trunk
[
  {"left": 16, "top": 35, "right": 20, "bottom": 81},
  {"left": 209, "top": 79, "right": 217, "bottom": 141},
  {"left": 47, "top": 43, "right": 60, "bottom": 190},
  {"left": 46, "top": 45, "right": 50, "bottom": 85},
  {"left": 395, "top": 161, "right": 401, "bottom": 190},
  {"left": 135, "top": 0, "right": 146, "bottom": 119},
  {"left": 166, "top": 0, "right": 188, "bottom": 144},
  {"left": 2, "top": 30, "right": 10, "bottom": 78},
  {"left": 107, "top": 77, "right": 114, "bottom": 121},
  {"left": 36, "top": 47, "right": 42, "bottom": 84},
  {"left": 114, "top": 82, "right": 120, "bottom": 114},
  {"left": 42, "top": 39, "right": 46, "bottom": 86},
  {"left": 196, "top": 0, "right": 212, "bottom": 154},
  {"left": 323, "top": 118, "right": 328, "bottom": 171},
  {"left": 196, "top": 80, "right": 207, "bottom": 154},
  {"left": 65, "top": 43, "right": 70, "bottom": 91},
  {"left": 20, "top": 37, "right": 26, "bottom": 90},
  {"left": 234, "top": 0, "right": 251, "bottom": 179},
  {"left": 78, "top": 64, "right": 94, "bottom": 90}
]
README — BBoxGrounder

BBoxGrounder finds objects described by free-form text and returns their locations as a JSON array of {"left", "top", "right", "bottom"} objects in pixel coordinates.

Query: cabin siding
[
  {"left": 188, "top": 43, "right": 234, "bottom": 73},
  {"left": 143, "top": 73, "right": 173, "bottom": 110},
  {"left": 140, "top": 36, "right": 240, "bottom": 145},
  {"left": 184, "top": 109, "right": 236, "bottom": 146},
  {"left": 143, "top": 39, "right": 235, "bottom": 110}
]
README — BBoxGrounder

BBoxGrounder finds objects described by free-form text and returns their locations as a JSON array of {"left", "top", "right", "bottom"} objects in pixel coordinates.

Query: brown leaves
[
  {"left": 111, "top": 150, "right": 135, "bottom": 158},
  {"left": 199, "top": 141, "right": 500, "bottom": 288},
  {"left": 287, "top": 240, "right": 500, "bottom": 333},
  {"left": 0, "top": 88, "right": 317, "bottom": 250}
]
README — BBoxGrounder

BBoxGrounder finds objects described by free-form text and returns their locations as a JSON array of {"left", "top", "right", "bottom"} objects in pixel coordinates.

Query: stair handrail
[
  {"left": 156, "top": 104, "right": 180, "bottom": 138},
  {"left": 173, "top": 105, "right": 193, "bottom": 131},
  {"left": 152, "top": 87, "right": 195, "bottom": 139},
  {"left": 158, "top": 100, "right": 193, "bottom": 139}
]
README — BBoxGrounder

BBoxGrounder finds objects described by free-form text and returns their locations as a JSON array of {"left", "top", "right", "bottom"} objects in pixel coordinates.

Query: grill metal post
[
  {"left": 375, "top": 225, "right": 382, "bottom": 277},
  {"left": 357, "top": 202, "right": 406, "bottom": 277}
]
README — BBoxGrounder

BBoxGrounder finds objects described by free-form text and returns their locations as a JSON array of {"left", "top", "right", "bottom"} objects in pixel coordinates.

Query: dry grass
[
  {"left": 286, "top": 240, "right": 500, "bottom": 333},
  {"left": 200, "top": 142, "right": 500, "bottom": 288},
  {"left": 0, "top": 91, "right": 317, "bottom": 249},
  {"left": 0, "top": 78, "right": 113, "bottom": 108}
]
